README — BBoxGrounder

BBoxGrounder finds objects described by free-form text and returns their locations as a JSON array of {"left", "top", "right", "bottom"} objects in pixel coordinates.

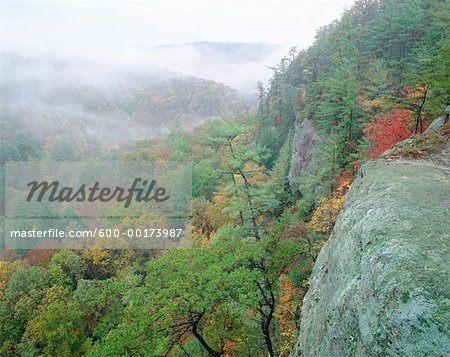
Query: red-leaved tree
[
  {"left": 363, "top": 109, "right": 413, "bottom": 159},
  {"left": 25, "top": 239, "right": 61, "bottom": 267}
]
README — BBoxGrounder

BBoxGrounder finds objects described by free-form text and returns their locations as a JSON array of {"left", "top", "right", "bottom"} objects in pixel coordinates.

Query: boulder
[{"left": 291, "top": 142, "right": 450, "bottom": 356}]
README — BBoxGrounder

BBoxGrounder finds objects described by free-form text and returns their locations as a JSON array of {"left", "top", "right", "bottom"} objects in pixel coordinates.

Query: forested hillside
[
  {"left": 0, "top": 52, "right": 249, "bottom": 149},
  {"left": 0, "top": 0, "right": 449, "bottom": 356}
]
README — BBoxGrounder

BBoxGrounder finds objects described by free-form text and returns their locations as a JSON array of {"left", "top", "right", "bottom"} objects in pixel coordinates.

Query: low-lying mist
[{"left": 0, "top": 42, "right": 284, "bottom": 149}]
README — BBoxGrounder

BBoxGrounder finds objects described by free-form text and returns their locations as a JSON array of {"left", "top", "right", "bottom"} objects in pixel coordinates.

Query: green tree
[
  {"left": 48, "top": 251, "right": 85, "bottom": 288},
  {"left": 26, "top": 300, "right": 88, "bottom": 356}
]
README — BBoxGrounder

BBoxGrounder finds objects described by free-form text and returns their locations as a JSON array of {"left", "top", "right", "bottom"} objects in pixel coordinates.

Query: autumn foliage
[
  {"left": 308, "top": 180, "right": 352, "bottom": 236},
  {"left": 25, "top": 240, "right": 60, "bottom": 267},
  {"left": 364, "top": 109, "right": 413, "bottom": 159},
  {"left": 276, "top": 275, "right": 300, "bottom": 344}
]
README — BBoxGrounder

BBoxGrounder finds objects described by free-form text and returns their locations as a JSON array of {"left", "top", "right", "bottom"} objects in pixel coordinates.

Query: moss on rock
[{"left": 291, "top": 140, "right": 450, "bottom": 356}]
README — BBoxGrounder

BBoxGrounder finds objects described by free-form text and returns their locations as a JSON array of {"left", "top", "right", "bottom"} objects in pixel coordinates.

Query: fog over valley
[
  {"left": 0, "top": 1, "right": 353, "bottom": 151},
  {"left": 1, "top": 42, "right": 278, "bottom": 147}
]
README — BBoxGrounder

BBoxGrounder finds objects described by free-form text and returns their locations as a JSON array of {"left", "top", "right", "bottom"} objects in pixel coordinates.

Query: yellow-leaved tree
[{"left": 307, "top": 179, "right": 352, "bottom": 236}]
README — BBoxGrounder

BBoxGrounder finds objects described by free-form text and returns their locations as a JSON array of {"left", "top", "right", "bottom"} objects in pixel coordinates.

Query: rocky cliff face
[
  {"left": 288, "top": 117, "right": 323, "bottom": 197},
  {"left": 291, "top": 134, "right": 450, "bottom": 356}
]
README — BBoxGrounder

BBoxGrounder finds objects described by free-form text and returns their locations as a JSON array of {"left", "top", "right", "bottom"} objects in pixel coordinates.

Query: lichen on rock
[{"left": 291, "top": 139, "right": 450, "bottom": 356}]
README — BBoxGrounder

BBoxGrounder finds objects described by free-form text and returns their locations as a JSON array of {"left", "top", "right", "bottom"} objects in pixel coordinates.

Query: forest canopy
[{"left": 1, "top": 0, "right": 449, "bottom": 356}]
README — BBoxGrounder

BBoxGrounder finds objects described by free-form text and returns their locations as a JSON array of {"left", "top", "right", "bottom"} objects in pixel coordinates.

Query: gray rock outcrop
[
  {"left": 425, "top": 106, "right": 450, "bottom": 134},
  {"left": 291, "top": 140, "right": 450, "bottom": 356},
  {"left": 288, "top": 117, "right": 323, "bottom": 197}
]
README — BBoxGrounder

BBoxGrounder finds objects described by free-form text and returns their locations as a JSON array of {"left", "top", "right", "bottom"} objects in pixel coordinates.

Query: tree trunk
[
  {"left": 230, "top": 173, "right": 245, "bottom": 226},
  {"left": 238, "top": 168, "right": 260, "bottom": 240},
  {"left": 192, "top": 317, "right": 222, "bottom": 357},
  {"left": 261, "top": 309, "right": 275, "bottom": 357}
]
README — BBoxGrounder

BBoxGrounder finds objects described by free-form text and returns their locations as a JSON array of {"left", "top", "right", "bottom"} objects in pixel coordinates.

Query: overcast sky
[
  {"left": 1, "top": 1, "right": 354, "bottom": 55},
  {"left": 0, "top": 1, "right": 355, "bottom": 93}
]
